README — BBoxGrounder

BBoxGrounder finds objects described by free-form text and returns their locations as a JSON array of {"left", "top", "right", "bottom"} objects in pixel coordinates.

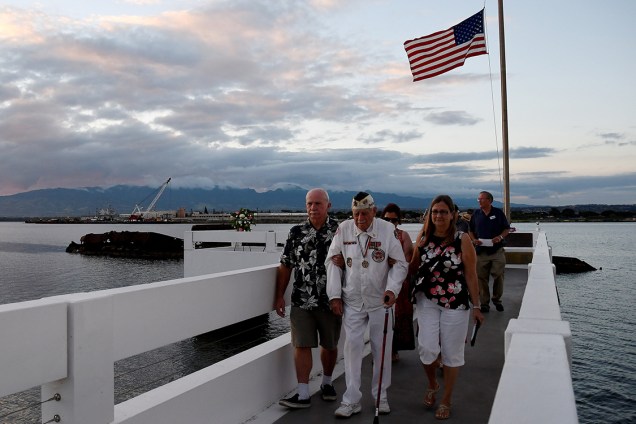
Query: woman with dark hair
[
  {"left": 381, "top": 203, "right": 415, "bottom": 362},
  {"left": 409, "top": 195, "right": 484, "bottom": 420}
]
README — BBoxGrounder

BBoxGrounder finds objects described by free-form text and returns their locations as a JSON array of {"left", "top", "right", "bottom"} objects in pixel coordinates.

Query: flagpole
[{"left": 498, "top": 0, "right": 511, "bottom": 221}]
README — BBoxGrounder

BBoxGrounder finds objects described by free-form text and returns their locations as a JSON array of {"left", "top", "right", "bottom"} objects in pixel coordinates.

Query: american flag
[{"left": 404, "top": 10, "right": 487, "bottom": 82}]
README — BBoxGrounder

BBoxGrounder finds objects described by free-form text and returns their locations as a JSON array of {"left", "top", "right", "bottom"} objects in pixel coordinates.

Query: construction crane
[{"left": 129, "top": 177, "right": 172, "bottom": 221}]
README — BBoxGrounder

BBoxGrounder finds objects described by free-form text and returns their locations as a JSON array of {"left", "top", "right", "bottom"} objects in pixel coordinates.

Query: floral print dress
[{"left": 413, "top": 232, "right": 469, "bottom": 310}]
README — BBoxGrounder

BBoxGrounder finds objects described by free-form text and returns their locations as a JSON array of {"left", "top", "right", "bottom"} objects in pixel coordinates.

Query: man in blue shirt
[{"left": 469, "top": 191, "right": 510, "bottom": 312}]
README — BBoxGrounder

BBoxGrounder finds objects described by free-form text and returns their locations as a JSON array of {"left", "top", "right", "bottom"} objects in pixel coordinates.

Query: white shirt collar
[{"left": 354, "top": 218, "right": 376, "bottom": 238}]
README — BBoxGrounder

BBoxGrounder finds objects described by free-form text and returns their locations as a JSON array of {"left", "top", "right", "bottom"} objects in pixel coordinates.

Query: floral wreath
[{"left": 230, "top": 208, "right": 254, "bottom": 231}]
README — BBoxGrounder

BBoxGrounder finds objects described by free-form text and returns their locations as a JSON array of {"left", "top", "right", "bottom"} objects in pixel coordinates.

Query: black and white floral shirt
[
  {"left": 280, "top": 217, "right": 339, "bottom": 310},
  {"left": 413, "top": 232, "right": 470, "bottom": 309}
]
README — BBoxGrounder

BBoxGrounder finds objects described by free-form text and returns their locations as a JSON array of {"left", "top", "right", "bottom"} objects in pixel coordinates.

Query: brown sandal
[
  {"left": 423, "top": 383, "right": 440, "bottom": 408},
  {"left": 435, "top": 403, "right": 451, "bottom": 420}
]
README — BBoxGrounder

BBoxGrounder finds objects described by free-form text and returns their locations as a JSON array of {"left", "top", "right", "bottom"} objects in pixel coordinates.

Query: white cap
[{"left": 352, "top": 192, "right": 375, "bottom": 210}]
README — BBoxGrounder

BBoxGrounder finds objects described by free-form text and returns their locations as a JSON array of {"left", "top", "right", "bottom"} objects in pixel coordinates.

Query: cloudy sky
[{"left": 1, "top": 0, "right": 634, "bottom": 206}]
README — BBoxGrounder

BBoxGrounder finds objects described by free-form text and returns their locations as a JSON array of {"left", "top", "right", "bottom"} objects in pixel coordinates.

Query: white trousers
[
  {"left": 414, "top": 293, "right": 470, "bottom": 367},
  {"left": 342, "top": 304, "right": 393, "bottom": 405}
]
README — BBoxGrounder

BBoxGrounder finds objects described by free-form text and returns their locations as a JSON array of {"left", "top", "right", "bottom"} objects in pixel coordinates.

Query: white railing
[
  {"left": 0, "top": 263, "right": 327, "bottom": 424},
  {"left": 489, "top": 232, "right": 578, "bottom": 423},
  {"left": 0, "top": 231, "right": 577, "bottom": 424},
  {"left": 0, "top": 298, "right": 68, "bottom": 398}
]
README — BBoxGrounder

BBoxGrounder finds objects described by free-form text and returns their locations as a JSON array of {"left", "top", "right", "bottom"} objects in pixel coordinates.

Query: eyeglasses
[
  {"left": 382, "top": 217, "right": 399, "bottom": 223},
  {"left": 431, "top": 209, "right": 450, "bottom": 216}
]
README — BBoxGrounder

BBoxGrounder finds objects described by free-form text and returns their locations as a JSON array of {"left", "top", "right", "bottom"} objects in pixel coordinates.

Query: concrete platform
[{"left": 272, "top": 268, "right": 528, "bottom": 424}]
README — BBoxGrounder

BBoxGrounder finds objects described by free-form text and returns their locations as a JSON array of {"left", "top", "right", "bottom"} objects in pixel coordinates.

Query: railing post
[
  {"left": 266, "top": 230, "right": 277, "bottom": 252},
  {"left": 184, "top": 231, "right": 194, "bottom": 250},
  {"left": 42, "top": 294, "right": 114, "bottom": 424}
]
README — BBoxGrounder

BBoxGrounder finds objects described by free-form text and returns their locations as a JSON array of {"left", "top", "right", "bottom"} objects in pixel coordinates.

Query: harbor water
[{"left": 0, "top": 221, "right": 634, "bottom": 423}]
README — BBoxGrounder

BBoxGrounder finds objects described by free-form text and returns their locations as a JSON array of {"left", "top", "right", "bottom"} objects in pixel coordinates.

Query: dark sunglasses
[{"left": 382, "top": 217, "right": 399, "bottom": 223}]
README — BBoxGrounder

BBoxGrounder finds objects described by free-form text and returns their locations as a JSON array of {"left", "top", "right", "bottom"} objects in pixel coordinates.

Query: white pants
[
  {"left": 342, "top": 304, "right": 393, "bottom": 405},
  {"left": 414, "top": 293, "right": 470, "bottom": 367}
]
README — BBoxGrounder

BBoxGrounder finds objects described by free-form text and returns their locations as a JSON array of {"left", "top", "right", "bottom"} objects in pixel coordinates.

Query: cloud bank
[{"left": 0, "top": 1, "right": 634, "bottom": 206}]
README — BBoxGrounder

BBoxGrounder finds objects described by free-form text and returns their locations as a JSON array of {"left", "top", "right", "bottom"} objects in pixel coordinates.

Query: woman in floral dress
[{"left": 410, "top": 194, "right": 484, "bottom": 420}]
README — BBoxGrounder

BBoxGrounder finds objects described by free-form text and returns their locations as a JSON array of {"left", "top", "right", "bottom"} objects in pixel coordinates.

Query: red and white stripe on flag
[{"left": 404, "top": 9, "right": 487, "bottom": 82}]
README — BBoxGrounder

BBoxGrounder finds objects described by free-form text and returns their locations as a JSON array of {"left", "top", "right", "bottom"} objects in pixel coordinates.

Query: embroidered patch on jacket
[{"left": 372, "top": 249, "right": 386, "bottom": 263}]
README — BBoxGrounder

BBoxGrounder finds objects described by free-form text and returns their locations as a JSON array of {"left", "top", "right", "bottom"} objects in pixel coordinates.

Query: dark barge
[{"left": 66, "top": 231, "right": 184, "bottom": 259}]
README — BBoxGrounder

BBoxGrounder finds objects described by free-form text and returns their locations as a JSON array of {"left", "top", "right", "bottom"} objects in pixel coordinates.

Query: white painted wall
[{"left": 490, "top": 232, "right": 578, "bottom": 424}]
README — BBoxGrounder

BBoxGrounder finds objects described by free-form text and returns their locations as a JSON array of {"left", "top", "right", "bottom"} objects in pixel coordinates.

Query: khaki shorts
[{"left": 290, "top": 306, "right": 342, "bottom": 350}]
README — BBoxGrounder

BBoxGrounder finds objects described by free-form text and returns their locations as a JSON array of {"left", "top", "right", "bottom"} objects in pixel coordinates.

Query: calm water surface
[{"left": 1, "top": 221, "right": 634, "bottom": 423}]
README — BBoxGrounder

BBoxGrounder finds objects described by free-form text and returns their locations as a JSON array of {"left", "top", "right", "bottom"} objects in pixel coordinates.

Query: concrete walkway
[{"left": 271, "top": 268, "right": 528, "bottom": 424}]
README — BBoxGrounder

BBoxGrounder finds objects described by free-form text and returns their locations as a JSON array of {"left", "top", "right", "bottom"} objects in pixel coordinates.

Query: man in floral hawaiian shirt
[{"left": 275, "top": 188, "right": 342, "bottom": 409}]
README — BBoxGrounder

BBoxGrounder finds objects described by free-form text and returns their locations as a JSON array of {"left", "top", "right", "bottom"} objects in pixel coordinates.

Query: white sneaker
[
  {"left": 334, "top": 402, "right": 362, "bottom": 418},
  {"left": 378, "top": 400, "right": 390, "bottom": 414}
]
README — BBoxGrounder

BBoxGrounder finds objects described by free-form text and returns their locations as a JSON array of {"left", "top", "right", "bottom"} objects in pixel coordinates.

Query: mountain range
[{"left": 0, "top": 185, "right": 633, "bottom": 218}]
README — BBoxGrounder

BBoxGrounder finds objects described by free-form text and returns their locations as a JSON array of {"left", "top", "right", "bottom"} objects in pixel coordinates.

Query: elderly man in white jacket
[{"left": 326, "top": 192, "right": 408, "bottom": 418}]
